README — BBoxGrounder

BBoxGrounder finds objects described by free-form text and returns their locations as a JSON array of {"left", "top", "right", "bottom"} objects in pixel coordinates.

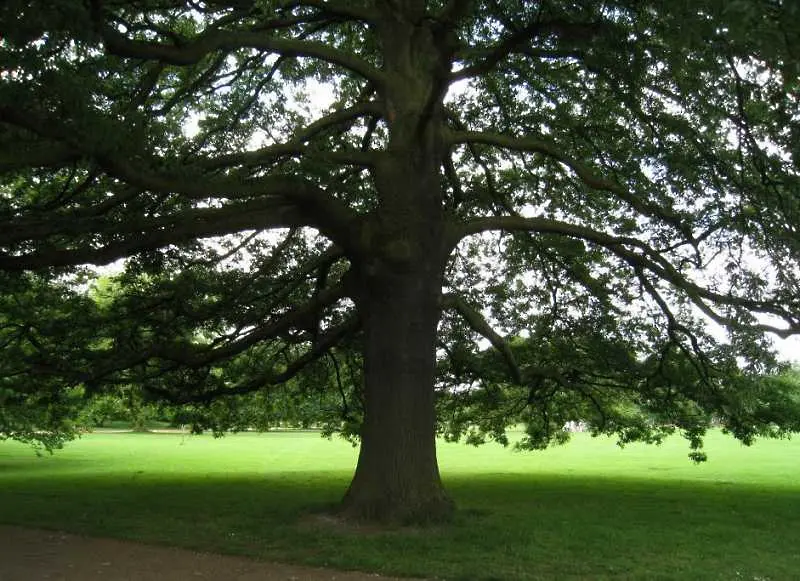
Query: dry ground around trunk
[{"left": 0, "top": 525, "right": 427, "bottom": 581}]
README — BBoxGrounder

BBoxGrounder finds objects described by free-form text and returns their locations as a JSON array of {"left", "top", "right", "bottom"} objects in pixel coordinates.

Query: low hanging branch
[
  {"left": 442, "top": 293, "right": 522, "bottom": 384},
  {"left": 144, "top": 316, "right": 362, "bottom": 404},
  {"left": 456, "top": 214, "right": 800, "bottom": 337}
]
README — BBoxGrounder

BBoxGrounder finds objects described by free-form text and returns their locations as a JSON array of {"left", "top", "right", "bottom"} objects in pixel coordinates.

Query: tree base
[{"left": 339, "top": 489, "right": 455, "bottom": 526}]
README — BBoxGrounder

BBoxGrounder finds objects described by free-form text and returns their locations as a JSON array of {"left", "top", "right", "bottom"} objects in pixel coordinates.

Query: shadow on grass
[
  {"left": 0, "top": 458, "right": 98, "bottom": 473},
  {"left": 2, "top": 470, "right": 799, "bottom": 580}
]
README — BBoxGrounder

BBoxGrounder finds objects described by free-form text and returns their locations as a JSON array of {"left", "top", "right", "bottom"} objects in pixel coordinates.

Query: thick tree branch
[
  {"left": 0, "top": 142, "right": 80, "bottom": 171},
  {"left": 293, "top": 100, "right": 384, "bottom": 143},
  {"left": 452, "top": 19, "right": 610, "bottom": 80},
  {"left": 72, "top": 276, "right": 352, "bottom": 395},
  {"left": 456, "top": 215, "right": 630, "bottom": 248},
  {"left": 442, "top": 293, "right": 522, "bottom": 384},
  {"left": 447, "top": 129, "right": 689, "bottom": 234},
  {"left": 211, "top": 316, "right": 359, "bottom": 400},
  {"left": 200, "top": 101, "right": 384, "bottom": 170},
  {"left": 106, "top": 165, "right": 360, "bottom": 250},
  {"left": 458, "top": 215, "right": 800, "bottom": 337},
  {"left": 436, "top": 0, "right": 473, "bottom": 24},
  {"left": 199, "top": 145, "right": 375, "bottom": 170},
  {"left": 144, "top": 316, "right": 360, "bottom": 404},
  {"left": 0, "top": 104, "right": 361, "bottom": 250},
  {"left": 99, "top": 24, "right": 386, "bottom": 85},
  {"left": 155, "top": 280, "right": 350, "bottom": 367},
  {"left": 452, "top": 18, "right": 545, "bottom": 81},
  {"left": 0, "top": 198, "right": 306, "bottom": 270},
  {"left": 294, "top": 0, "right": 379, "bottom": 22},
  {"left": 2, "top": 167, "right": 358, "bottom": 250}
]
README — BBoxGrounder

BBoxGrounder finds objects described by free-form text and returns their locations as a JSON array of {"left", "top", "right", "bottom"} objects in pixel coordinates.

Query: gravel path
[{"left": 0, "top": 525, "right": 425, "bottom": 581}]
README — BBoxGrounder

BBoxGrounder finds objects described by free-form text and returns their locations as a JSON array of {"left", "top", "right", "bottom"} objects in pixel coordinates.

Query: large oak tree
[{"left": 1, "top": 0, "right": 799, "bottom": 522}]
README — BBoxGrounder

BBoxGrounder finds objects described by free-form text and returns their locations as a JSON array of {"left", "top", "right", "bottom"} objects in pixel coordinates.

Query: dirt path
[{"left": 0, "top": 525, "right": 426, "bottom": 581}]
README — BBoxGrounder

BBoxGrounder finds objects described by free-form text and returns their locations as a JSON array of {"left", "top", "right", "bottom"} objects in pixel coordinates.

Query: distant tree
[
  {"left": 733, "top": 364, "right": 800, "bottom": 441},
  {"left": 1, "top": 1, "right": 799, "bottom": 522}
]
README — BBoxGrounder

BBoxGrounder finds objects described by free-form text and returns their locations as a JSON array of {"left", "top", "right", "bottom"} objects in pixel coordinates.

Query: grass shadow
[
  {"left": 3, "top": 431, "right": 799, "bottom": 580},
  {"left": 2, "top": 470, "right": 799, "bottom": 580}
]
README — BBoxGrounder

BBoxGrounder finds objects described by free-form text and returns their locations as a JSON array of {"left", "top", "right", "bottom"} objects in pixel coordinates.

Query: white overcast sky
[{"left": 772, "top": 335, "right": 800, "bottom": 363}]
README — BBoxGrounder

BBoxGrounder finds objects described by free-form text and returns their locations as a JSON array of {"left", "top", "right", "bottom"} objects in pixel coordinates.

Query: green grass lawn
[{"left": 1, "top": 430, "right": 799, "bottom": 580}]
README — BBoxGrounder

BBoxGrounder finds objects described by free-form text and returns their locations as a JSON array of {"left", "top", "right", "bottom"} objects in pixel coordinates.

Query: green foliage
[
  {"left": 0, "top": 385, "right": 81, "bottom": 451},
  {"left": 1, "top": 0, "right": 799, "bottom": 463},
  {"left": 0, "top": 272, "right": 99, "bottom": 449},
  {"left": 721, "top": 365, "right": 800, "bottom": 443},
  {"left": 166, "top": 353, "right": 364, "bottom": 441}
]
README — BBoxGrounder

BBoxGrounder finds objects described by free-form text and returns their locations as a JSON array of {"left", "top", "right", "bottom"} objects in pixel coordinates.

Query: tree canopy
[{"left": 1, "top": 0, "right": 799, "bottom": 522}]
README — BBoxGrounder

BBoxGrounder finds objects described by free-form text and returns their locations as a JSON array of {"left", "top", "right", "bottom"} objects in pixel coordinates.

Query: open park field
[{"left": 1, "top": 430, "right": 799, "bottom": 580}]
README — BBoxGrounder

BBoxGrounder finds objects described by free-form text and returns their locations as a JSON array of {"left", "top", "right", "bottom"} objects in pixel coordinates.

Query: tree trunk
[
  {"left": 337, "top": 2, "right": 457, "bottom": 524},
  {"left": 341, "top": 262, "right": 454, "bottom": 524}
]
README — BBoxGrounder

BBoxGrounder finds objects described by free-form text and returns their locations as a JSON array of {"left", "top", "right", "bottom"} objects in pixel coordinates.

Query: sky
[{"left": 773, "top": 335, "right": 800, "bottom": 364}]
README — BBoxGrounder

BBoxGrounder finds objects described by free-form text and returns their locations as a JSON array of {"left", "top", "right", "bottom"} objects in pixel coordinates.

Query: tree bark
[
  {"left": 340, "top": 134, "right": 451, "bottom": 524},
  {"left": 338, "top": 3, "right": 457, "bottom": 524},
  {"left": 341, "top": 261, "right": 454, "bottom": 523}
]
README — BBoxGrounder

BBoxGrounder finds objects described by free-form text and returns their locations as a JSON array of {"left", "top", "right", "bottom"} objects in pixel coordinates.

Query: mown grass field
[{"left": 1, "top": 430, "right": 798, "bottom": 580}]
